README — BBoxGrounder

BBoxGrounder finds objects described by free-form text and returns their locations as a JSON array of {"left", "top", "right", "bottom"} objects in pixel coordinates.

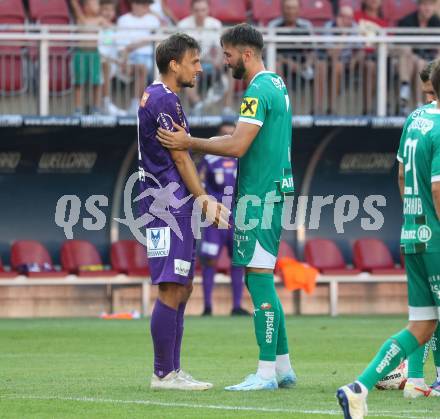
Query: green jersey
[
  {"left": 237, "top": 71, "right": 293, "bottom": 203},
  {"left": 397, "top": 102, "right": 440, "bottom": 253}
]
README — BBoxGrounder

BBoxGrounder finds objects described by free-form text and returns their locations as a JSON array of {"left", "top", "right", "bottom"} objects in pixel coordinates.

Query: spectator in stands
[
  {"left": 354, "top": 0, "right": 388, "bottom": 114},
  {"left": 71, "top": 0, "right": 109, "bottom": 115},
  {"left": 150, "top": 0, "right": 178, "bottom": 25},
  {"left": 99, "top": 0, "right": 127, "bottom": 116},
  {"left": 315, "top": 5, "right": 361, "bottom": 114},
  {"left": 177, "top": 0, "right": 234, "bottom": 115},
  {"left": 117, "top": 0, "right": 161, "bottom": 114},
  {"left": 269, "top": 0, "right": 315, "bottom": 85},
  {"left": 398, "top": 0, "right": 440, "bottom": 114}
]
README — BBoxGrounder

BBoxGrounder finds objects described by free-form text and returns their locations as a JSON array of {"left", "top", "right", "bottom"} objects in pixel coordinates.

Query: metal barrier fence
[{"left": 0, "top": 26, "right": 440, "bottom": 116}]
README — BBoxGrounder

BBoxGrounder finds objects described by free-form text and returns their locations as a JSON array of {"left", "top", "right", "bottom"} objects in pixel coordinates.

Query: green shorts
[
  {"left": 232, "top": 199, "right": 283, "bottom": 269},
  {"left": 406, "top": 252, "right": 440, "bottom": 320},
  {"left": 73, "top": 49, "right": 102, "bottom": 86}
]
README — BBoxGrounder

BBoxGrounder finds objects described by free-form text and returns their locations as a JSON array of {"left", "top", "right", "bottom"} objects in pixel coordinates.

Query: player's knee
[
  {"left": 408, "top": 320, "right": 438, "bottom": 344},
  {"left": 201, "top": 257, "right": 216, "bottom": 267},
  {"left": 181, "top": 282, "right": 193, "bottom": 303}
]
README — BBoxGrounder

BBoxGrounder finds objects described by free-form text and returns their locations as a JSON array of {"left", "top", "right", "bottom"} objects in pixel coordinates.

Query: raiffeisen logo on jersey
[{"left": 417, "top": 225, "right": 432, "bottom": 242}]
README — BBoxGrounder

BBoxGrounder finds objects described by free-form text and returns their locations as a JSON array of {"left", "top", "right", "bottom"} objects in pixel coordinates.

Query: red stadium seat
[
  {"left": 111, "top": 240, "right": 149, "bottom": 276},
  {"left": 0, "top": 0, "right": 26, "bottom": 24},
  {"left": 0, "top": 255, "right": 18, "bottom": 278},
  {"left": 0, "top": 47, "right": 27, "bottom": 93},
  {"left": 210, "top": 0, "right": 247, "bottom": 23},
  {"left": 164, "top": 0, "right": 191, "bottom": 20},
  {"left": 216, "top": 246, "right": 231, "bottom": 274},
  {"left": 252, "top": 0, "right": 281, "bottom": 25},
  {"left": 10, "top": 240, "right": 67, "bottom": 277},
  {"left": 28, "top": 0, "right": 70, "bottom": 23},
  {"left": 382, "top": 0, "right": 417, "bottom": 26},
  {"left": 305, "top": 238, "right": 361, "bottom": 275},
  {"left": 353, "top": 238, "right": 403, "bottom": 274},
  {"left": 61, "top": 240, "right": 117, "bottom": 276},
  {"left": 300, "top": 0, "right": 334, "bottom": 26}
]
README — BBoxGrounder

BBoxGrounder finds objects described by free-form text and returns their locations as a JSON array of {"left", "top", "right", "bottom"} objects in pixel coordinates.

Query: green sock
[
  {"left": 276, "top": 296, "right": 289, "bottom": 356},
  {"left": 247, "top": 272, "right": 280, "bottom": 361},
  {"left": 433, "top": 324, "right": 440, "bottom": 370},
  {"left": 408, "top": 343, "right": 427, "bottom": 379},
  {"left": 358, "top": 329, "right": 419, "bottom": 390}
]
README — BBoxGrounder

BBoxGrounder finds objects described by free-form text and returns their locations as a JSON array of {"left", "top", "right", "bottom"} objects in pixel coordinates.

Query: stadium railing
[{"left": 1, "top": 25, "right": 440, "bottom": 116}]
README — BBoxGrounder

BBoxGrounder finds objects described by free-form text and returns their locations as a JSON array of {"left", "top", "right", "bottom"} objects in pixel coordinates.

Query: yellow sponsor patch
[
  {"left": 140, "top": 92, "right": 150, "bottom": 107},
  {"left": 240, "top": 97, "right": 259, "bottom": 117}
]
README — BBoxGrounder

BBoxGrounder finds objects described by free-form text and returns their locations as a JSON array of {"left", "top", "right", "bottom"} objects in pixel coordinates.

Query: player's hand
[
  {"left": 157, "top": 122, "right": 191, "bottom": 150},
  {"left": 202, "top": 198, "right": 230, "bottom": 229}
]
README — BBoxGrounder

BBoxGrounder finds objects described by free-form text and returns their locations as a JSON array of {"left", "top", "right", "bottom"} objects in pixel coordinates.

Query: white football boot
[{"left": 150, "top": 370, "right": 210, "bottom": 391}]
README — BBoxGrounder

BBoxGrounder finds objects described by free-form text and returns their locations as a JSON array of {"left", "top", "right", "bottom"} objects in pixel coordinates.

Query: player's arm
[
  {"left": 70, "top": 0, "right": 86, "bottom": 24},
  {"left": 157, "top": 121, "right": 259, "bottom": 158},
  {"left": 398, "top": 162, "right": 404, "bottom": 199},
  {"left": 170, "top": 150, "right": 229, "bottom": 228},
  {"left": 433, "top": 182, "right": 440, "bottom": 220},
  {"left": 431, "top": 133, "right": 440, "bottom": 220}
]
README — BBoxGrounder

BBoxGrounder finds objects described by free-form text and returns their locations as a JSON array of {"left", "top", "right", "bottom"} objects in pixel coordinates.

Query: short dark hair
[
  {"left": 420, "top": 60, "right": 436, "bottom": 83},
  {"left": 220, "top": 23, "right": 264, "bottom": 53},
  {"left": 156, "top": 33, "right": 200, "bottom": 75},
  {"left": 430, "top": 60, "right": 440, "bottom": 99}
]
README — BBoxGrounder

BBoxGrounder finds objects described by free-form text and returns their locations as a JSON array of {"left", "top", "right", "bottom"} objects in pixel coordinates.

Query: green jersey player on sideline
[
  {"left": 337, "top": 61, "right": 440, "bottom": 419},
  {"left": 157, "top": 23, "right": 296, "bottom": 391},
  {"left": 403, "top": 60, "right": 440, "bottom": 398}
]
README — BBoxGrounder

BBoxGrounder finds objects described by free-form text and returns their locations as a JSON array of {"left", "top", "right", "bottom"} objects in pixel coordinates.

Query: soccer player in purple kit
[
  {"left": 198, "top": 122, "right": 248, "bottom": 316},
  {"left": 137, "top": 33, "right": 229, "bottom": 391}
]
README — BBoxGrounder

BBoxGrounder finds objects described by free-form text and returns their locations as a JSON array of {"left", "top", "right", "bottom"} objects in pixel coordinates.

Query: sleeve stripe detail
[
  {"left": 432, "top": 175, "right": 440, "bottom": 183},
  {"left": 396, "top": 155, "right": 403, "bottom": 163},
  {"left": 238, "top": 117, "right": 263, "bottom": 127}
]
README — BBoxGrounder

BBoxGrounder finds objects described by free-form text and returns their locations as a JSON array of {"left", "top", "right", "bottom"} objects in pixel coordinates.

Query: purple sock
[
  {"left": 202, "top": 265, "right": 215, "bottom": 309},
  {"left": 231, "top": 266, "right": 244, "bottom": 310},
  {"left": 150, "top": 299, "right": 177, "bottom": 378},
  {"left": 174, "top": 303, "right": 186, "bottom": 371}
]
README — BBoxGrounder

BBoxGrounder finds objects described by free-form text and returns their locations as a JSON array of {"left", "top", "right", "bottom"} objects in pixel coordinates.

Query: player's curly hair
[
  {"left": 156, "top": 33, "right": 201, "bottom": 75},
  {"left": 220, "top": 23, "right": 264, "bottom": 53}
]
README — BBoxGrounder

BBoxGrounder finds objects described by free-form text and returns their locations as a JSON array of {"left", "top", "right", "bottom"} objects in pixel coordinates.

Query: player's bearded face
[{"left": 231, "top": 57, "right": 246, "bottom": 80}]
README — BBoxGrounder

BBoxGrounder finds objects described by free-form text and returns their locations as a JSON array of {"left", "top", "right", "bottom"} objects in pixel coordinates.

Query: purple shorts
[
  {"left": 199, "top": 224, "right": 233, "bottom": 260},
  {"left": 146, "top": 216, "right": 196, "bottom": 285}
]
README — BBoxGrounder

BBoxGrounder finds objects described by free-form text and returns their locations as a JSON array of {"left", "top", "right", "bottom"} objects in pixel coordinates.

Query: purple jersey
[
  {"left": 198, "top": 155, "right": 237, "bottom": 202},
  {"left": 137, "top": 81, "right": 193, "bottom": 217}
]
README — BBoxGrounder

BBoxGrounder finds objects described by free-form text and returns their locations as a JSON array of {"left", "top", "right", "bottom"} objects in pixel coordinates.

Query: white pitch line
[{"left": 0, "top": 395, "right": 434, "bottom": 419}]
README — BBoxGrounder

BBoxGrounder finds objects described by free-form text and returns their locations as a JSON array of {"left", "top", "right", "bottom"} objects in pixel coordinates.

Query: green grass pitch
[{"left": 1, "top": 316, "right": 439, "bottom": 418}]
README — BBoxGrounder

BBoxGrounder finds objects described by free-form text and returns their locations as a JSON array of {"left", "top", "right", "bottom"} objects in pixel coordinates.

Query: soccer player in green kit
[
  {"left": 157, "top": 23, "right": 296, "bottom": 391},
  {"left": 403, "top": 60, "right": 440, "bottom": 398},
  {"left": 337, "top": 60, "right": 440, "bottom": 418}
]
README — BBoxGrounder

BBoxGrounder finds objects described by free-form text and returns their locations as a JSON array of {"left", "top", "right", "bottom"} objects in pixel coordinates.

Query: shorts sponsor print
[
  {"left": 146, "top": 216, "right": 195, "bottom": 285},
  {"left": 232, "top": 201, "right": 283, "bottom": 269},
  {"left": 406, "top": 252, "right": 440, "bottom": 320},
  {"left": 199, "top": 224, "right": 233, "bottom": 260}
]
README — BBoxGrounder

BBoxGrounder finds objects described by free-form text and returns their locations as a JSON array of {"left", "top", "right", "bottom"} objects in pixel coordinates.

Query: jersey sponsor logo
[
  {"left": 403, "top": 197, "right": 423, "bottom": 215},
  {"left": 240, "top": 97, "right": 259, "bottom": 117},
  {"left": 146, "top": 227, "right": 170, "bottom": 258},
  {"left": 175, "top": 102, "right": 187, "bottom": 129},
  {"left": 417, "top": 225, "right": 432, "bottom": 242},
  {"left": 140, "top": 92, "right": 150, "bottom": 107},
  {"left": 401, "top": 228, "right": 416, "bottom": 240},
  {"left": 408, "top": 117, "right": 434, "bottom": 135},
  {"left": 174, "top": 259, "right": 191, "bottom": 276},
  {"left": 214, "top": 169, "right": 225, "bottom": 185},
  {"left": 157, "top": 113, "right": 174, "bottom": 131},
  {"left": 271, "top": 76, "right": 285, "bottom": 90}
]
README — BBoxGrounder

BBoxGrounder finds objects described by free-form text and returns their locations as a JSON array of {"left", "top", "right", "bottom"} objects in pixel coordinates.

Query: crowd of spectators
[{"left": 52, "top": 0, "right": 440, "bottom": 115}]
